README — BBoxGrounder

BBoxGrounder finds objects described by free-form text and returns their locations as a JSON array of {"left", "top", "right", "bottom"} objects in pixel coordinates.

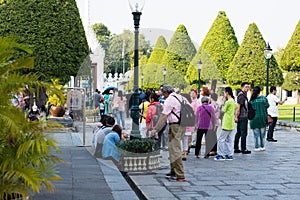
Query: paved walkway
[
  {"left": 31, "top": 124, "right": 138, "bottom": 200},
  {"left": 31, "top": 119, "right": 300, "bottom": 200},
  {"left": 129, "top": 125, "right": 300, "bottom": 200}
]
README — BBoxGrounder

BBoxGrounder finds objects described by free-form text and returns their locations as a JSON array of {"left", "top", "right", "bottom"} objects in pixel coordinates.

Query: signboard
[{"left": 67, "top": 90, "right": 82, "bottom": 110}]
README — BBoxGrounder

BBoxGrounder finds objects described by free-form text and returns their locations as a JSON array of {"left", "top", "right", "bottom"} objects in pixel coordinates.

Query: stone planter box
[{"left": 119, "top": 151, "right": 160, "bottom": 172}]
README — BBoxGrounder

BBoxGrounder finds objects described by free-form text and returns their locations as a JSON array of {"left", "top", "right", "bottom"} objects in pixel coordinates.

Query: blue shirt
[{"left": 102, "top": 132, "right": 121, "bottom": 162}]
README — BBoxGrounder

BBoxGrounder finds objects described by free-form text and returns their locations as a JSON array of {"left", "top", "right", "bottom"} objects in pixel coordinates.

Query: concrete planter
[{"left": 119, "top": 151, "right": 160, "bottom": 172}]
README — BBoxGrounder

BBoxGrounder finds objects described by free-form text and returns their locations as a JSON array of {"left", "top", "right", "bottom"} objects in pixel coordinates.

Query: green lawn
[{"left": 278, "top": 104, "right": 300, "bottom": 122}]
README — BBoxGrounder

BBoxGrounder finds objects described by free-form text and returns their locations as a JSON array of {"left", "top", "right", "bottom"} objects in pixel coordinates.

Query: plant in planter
[
  {"left": 117, "top": 138, "right": 161, "bottom": 172},
  {"left": 47, "top": 79, "right": 66, "bottom": 117}
]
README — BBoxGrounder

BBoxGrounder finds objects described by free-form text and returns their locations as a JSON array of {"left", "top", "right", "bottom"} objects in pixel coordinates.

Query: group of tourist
[{"left": 92, "top": 82, "right": 286, "bottom": 183}]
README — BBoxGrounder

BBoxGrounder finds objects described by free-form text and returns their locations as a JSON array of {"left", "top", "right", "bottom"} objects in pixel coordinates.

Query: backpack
[
  {"left": 239, "top": 92, "right": 256, "bottom": 120},
  {"left": 171, "top": 95, "right": 195, "bottom": 127},
  {"left": 152, "top": 104, "right": 163, "bottom": 127},
  {"left": 247, "top": 102, "right": 256, "bottom": 120}
]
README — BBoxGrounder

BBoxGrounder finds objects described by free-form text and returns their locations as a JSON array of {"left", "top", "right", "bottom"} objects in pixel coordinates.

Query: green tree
[
  {"left": 104, "top": 30, "right": 151, "bottom": 74},
  {"left": 161, "top": 24, "right": 196, "bottom": 76},
  {"left": 195, "top": 11, "right": 239, "bottom": 91},
  {"left": 281, "top": 20, "right": 300, "bottom": 71},
  {"left": 227, "top": 23, "right": 283, "bottom": 90},
  {"left": 148, "top": 35, "right": 168, "bottom": 64},
  {"left": 281, "top": 20, "right": 300, "bottom": 102},
  {"left": 0, "top": 36, "right": 62, "bottom": 199},
  {"left": 185, "top": 48, "right": 222, "bottom": 89},
  {"left": 0, "top": 0, "right": 89, "bottom": 84},
  {"left": 93, "top": 22, "right": 111, "bottom": 52}
]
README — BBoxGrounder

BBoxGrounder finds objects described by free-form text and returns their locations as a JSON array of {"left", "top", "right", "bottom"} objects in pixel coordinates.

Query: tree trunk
[{"left": 210, "top": 80, "right": 217, "bottom": 93}]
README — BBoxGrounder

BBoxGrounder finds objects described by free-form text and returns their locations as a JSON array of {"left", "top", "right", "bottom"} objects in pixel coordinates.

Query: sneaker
[
  {"left": 214, "top": 155, "right": 225, "bottom": 161},
  {"left": 176, "top": 178, "right": 186, "bottom": 182},
  {"left": 242, "top": 150, "right": 251, "bottom": 154},
  {"left": 182, "top": 157, "right": 187, "bottom": 161},
  {"left": 225, "top": 155, "right": 233, "bottom": 160},
  {"left": 234, "top": 149, "right": 242, "bottom": 153},
  {"left": 260, "top": 147, "right": 266, "bottom": 151},
  {"left": 267, "top": 138, "right": 277, "bottom": 142},
  {"left": 254, "top": 148, "right": 261, "bottom": 152}
]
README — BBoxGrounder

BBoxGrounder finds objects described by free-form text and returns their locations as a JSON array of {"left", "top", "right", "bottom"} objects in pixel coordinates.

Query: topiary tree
[
  {"left": 0, "top": 0, "right": 89, "bottom": 84},
  {"left": 161, "top": 24, "right": 196, "bottom": 76},
  {"left": 227, "top": 23, "right": 283, "bottom": 90},
  {"left": 281, "top": 20, "right": 300, "bottom": 102},
  {"left": 148, "top": 35, "right": 168, "bottom": 64},
  {"left": 194, "top": 11, "right": 239, "bottom": 91},
  {"left": 185, "top": 48, "right": 222, "bottom": 89}
]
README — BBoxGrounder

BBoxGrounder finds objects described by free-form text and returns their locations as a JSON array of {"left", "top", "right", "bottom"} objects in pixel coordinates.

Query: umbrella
[{"left": 102, "top": 86, "right": 117, "bottom": 95}]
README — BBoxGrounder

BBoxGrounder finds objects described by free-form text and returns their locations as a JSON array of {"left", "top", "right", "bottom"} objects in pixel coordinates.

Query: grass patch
[{"left": 278, "top": 104, "right": 300, "bottom": 122}]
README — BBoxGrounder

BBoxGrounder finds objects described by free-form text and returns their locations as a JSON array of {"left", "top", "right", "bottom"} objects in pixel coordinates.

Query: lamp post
[
  {"left": 197, "top": 60, "right": 202, "bottom": 98},
  {"left": 129, "top": 0, "right": 144, "bottom": 138},
  {"left": 163, "top": 66, "right": 167, "bottom": 84},
  {"left": 141, "top": 73, "right": 144, "bottom": 89},
  {"left": 264, "top": 43, "right": 273, "bottom": 96}
]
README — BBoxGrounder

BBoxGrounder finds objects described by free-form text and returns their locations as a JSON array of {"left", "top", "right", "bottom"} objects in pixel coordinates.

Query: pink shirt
[{"left": 162, "top": 93, "right": 183, "bottom": 124}]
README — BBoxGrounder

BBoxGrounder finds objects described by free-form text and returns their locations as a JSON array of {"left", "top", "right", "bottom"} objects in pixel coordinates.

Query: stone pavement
[
  {"left": 31, "top": 124, "right": 138, "bottom": 200},
  {"left": 129, "top": 125, "right": 300, "bottom": 200},
  {"left": 31, "top": 118, "right": 300, "bottom": 200}
]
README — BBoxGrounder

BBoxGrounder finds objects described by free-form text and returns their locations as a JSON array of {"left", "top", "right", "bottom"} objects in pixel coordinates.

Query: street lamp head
[
  {"left": 129, "top": 0, "right": 145, "bottom": 12},
  {"left": 197, "top": 60, "right": 202, "bottom": 70},
  {"left": 264, "top": 42, "right": 273, "bottom": 59},
  {"left": 163, "top": 66, "right": 167, "bottom": 76}
]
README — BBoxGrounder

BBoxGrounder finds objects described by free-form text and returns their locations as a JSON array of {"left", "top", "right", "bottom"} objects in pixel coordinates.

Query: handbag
[
  {"left": 263, "top": 97, "right": 273, "bottom": 125},
  {"left": 267, "top": 115, "right": 273, "bottom": 125}
]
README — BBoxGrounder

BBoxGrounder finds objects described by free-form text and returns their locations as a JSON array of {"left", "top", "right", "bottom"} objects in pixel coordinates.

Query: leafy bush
[
  {"left": 117, "top": 138, "right": 159, "bottom": 155},
  {"left": 0, "top": 36, "right": 63, "bottom": 199}
]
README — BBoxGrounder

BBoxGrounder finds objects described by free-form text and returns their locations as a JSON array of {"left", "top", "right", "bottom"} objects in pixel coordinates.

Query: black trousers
[
  {"left": 267, "top": 117, "right": 278, "bottom": 140},
  {"left": 195, "top": 129, "right": 208, "bottom": 156}
]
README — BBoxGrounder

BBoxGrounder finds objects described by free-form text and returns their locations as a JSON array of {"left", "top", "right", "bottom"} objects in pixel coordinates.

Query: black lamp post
[
  {"left": 163, "top": 66, "right": 167, "bottom": 84},
  {"left": 129, "top": 0, "right": 144, "bottom": 138},
  {"left": 264, "top": 43, "right": 273, "bottom": 96},
  {"left": 197, "top": 60, "right": 202, "bottom": 97},
  {"left": 141, "top": 73, "right": 144, "bottom": 89}
]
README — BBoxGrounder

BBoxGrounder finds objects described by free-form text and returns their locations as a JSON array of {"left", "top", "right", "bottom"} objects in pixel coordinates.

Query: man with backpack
[
  {"left": 151, "top": 85, "right": 194, "bottom": 182},
  {"left": 234, "top": 82, "right": 252, "bottom": 154}
]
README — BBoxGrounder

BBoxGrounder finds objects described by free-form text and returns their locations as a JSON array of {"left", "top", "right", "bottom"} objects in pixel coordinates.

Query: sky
[{"left": 75, "top": 0, "right": 300, "bottom": 51}]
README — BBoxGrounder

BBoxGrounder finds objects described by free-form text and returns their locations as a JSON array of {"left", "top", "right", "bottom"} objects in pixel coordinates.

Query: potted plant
[
  {"left": 117, "top": 138, "right": 161, "bottom": 172},
  {"left": 48, "top": 79, "right": 66, "bottom": 117}
]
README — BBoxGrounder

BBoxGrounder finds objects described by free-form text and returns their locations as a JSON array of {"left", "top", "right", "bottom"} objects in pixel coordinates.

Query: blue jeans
[
  {"left": 116, "top": 110, "right": 126, "bottom": 129},
  {"left": 252, "top": 127, "right": 266, "bottom": 148}
]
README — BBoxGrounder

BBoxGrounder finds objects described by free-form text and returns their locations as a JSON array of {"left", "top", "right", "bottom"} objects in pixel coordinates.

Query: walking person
[
  {"left": 195, "top": 96, "right": 217, "bottom": 158},
  {"left": 234, "top": 82, "right": 252, "bottom": 154},
  {"left": 249, "top": 86, "right": 270, "bottom": 151},
  {"left": 214, "top": 87, "right": 237, "bottom": 161},
  {"left": 115, "top": 90, "right": 127, "bottom": 129},
  {"left": 151, "top": 85, "right": 187, "bottom": 182},
  {"left": 267, "top": 86, "right": 287, "bottom": 142}
]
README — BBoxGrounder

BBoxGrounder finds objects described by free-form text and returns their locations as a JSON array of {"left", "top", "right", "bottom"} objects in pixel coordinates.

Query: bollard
[{"left": 293, "top": 107, "right": 296, "bottom": 122}]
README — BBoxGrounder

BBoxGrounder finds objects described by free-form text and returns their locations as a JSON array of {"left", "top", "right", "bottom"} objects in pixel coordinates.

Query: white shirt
[{"left": 267, "top": 93, "right": 279, "bottom": 117}]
